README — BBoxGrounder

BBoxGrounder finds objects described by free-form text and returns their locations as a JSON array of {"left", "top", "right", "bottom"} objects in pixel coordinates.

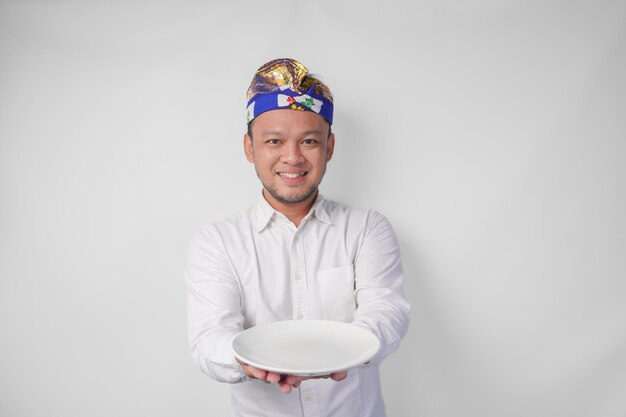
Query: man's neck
[{"left": 262, "top": 189, "right": 317, "bottom": 228}]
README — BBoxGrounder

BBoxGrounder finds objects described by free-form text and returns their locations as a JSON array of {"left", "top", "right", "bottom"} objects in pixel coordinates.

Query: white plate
[{"left": 232, "top": 320, "right": 380, "bottom": 376}]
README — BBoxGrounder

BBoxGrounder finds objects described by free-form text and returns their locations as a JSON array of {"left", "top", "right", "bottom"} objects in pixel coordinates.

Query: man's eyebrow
[
  {"left": 260, "top": 129, "right": 324, "bottom": 136},
  {"left": 260, "top": 130, "right": 283, "bottom": 136},
  {"left": 302, "top": 130, "right": 323, "bottom": 136}
]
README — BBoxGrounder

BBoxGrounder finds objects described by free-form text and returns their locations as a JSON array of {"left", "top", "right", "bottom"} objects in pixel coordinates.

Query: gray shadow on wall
[{"left": 380, "top": 227, "right": 424, "bottom": 415}]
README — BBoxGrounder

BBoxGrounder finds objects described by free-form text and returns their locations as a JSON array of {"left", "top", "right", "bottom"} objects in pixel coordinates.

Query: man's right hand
[{"left": 236, "top": 358, "right": 347, "bottom": 394}]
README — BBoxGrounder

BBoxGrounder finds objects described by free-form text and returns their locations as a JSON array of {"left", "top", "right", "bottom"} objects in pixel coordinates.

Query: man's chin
[{"left": 265, "top": 186, "right": 318, "bottom": 206}]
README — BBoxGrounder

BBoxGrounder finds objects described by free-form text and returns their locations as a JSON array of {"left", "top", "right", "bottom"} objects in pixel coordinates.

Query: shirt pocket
[{"left": 316, "top": 265, "right": 356, "bottom": 323}]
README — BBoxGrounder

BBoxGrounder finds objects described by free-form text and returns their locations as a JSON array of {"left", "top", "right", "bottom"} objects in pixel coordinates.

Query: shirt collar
[
  {"left": 310, "top": 194, "right": 331, "bottom": 225},
  {"left": 253, "top": 192, "right": 332, "bottom": 232},
  {"left": 254, "top": 192, "right": 276, "bottom": 232}
]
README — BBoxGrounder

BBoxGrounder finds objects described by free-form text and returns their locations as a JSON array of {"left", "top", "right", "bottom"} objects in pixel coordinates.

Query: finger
[
  {"left": 265, "top": 371, "right": 281, "bottom": 384},
  {"left": 282, "top": 374, "right": 303, "bottom": 386},
  {"left": 330, "top": 371, "right": 348, "bottom": 381},
  {"left": 278, "top": 381, "right": 293, "bottom": 394},
  {"left": 246, "top": 365, "right": 268, "bottom": 381}
]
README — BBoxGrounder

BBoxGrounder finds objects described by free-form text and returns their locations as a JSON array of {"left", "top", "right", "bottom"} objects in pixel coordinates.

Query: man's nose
[{"left": 281, "top": 142, "right": 304, "bottom": 164}]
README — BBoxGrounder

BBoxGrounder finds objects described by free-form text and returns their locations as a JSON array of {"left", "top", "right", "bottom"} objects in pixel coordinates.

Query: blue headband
[{"left": 246, "top": 85, "right": 334, "bottom": 125}]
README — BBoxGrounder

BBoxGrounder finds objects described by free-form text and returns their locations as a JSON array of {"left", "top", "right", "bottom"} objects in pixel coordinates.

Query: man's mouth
[{"left": 278, "top": 172, "right": 308, "bottom": 178}]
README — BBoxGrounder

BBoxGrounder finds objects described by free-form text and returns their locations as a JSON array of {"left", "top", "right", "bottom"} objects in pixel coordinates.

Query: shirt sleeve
[
  {"left": 351, "top": 211, "right": 411, "bottom": 366},
  {"left": 185, "top": 224, "right": 246, "bottom": 383}
]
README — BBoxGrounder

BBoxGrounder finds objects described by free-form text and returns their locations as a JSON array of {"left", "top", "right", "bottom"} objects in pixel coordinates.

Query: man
[{"left": 186, "top": 58, "right": 410, "bottom": 417}]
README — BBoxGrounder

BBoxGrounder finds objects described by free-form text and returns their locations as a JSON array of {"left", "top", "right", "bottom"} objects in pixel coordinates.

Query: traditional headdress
[{"left": 246, "top": 58, "right": 334, "bottom": 125}]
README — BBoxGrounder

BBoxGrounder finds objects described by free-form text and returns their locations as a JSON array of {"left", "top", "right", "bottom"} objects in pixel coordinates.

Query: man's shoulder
[
  {"left": 321, "top": 197, "right": 390, "bottom": 226},
  {"left": 322, "top": 196, "right": 367, "bottom": 213}
]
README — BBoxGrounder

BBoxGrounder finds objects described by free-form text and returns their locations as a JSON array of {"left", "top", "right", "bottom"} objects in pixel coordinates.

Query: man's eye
[
  {"left": 303, "top": 139, "right": 318, "bottom": 145},
  {"left": 267, "top": 139, "right": 280, "bottom": 144}
]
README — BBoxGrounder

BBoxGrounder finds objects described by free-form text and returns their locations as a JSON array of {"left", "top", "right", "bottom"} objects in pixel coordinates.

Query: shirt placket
[
  {"left": 290, "top": 225, "right": 308, "bottom": 322},
  {"left": 289, "top": 222, "right": 321, "bottom": 417},
  {"left": 300, "top": 382, "right": 321, "bottom": 417}
]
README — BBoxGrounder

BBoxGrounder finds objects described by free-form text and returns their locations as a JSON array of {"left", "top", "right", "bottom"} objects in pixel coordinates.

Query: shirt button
[
  {"left": 294, "top": 274, "right": 302, "bottom": 281},
  {"left": 296, "top": 313, "right": 304, "bottom": 320},
  {"left": 305, "top": 395, "right": 312, "bottom": 401}
]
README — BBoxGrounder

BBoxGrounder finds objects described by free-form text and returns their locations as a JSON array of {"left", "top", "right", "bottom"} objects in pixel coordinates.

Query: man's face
[{"left": 244, "top": 109, "right": 335, "bottom": 206}]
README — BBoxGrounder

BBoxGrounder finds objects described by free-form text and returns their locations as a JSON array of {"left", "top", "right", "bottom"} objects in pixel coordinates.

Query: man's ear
[
  {"left": 326, "top": 132, "right": 335, "bottom": 162},
  {"left": 244, "top": 133, "right": 254, "bottom": 163}
]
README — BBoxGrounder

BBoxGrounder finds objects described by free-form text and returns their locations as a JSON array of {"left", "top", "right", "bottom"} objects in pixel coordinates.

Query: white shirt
[{"left": 185, "top": 194, "right": 410, "bottom": 417}]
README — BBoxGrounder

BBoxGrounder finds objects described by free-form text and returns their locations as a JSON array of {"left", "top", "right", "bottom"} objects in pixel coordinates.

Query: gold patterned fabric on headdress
[{"left": 245, "top": 58, "right": 334, "bottom": 125}]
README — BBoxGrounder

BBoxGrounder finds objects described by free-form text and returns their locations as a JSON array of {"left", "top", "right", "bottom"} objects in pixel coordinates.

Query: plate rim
[{"left": 232, "top": 319, "right": 380, "bottom": 376}]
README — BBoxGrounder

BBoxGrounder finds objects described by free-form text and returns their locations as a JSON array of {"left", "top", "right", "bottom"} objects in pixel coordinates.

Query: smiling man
[
  {"left": 244, "top": 108, "right": 334, "bottom": 227},
  {"left": 186, "top": 58, "right": 410, "bottom": 417}
]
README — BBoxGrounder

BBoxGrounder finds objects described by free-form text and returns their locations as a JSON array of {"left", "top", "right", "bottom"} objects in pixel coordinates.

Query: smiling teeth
[{"left": 279, "top": 172, "right": 305, "bottom": 178}]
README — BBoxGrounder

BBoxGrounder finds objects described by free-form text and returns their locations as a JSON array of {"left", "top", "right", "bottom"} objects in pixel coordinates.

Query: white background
[{"left": 1, "top": 1, "right": 625, "bottom": 416}]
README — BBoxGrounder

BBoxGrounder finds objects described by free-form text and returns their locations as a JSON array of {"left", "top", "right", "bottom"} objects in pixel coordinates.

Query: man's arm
[
  {"left": 185, "top": 224, "right": 247, "bottom": 383},
  {"left": 352, "top": 211, "right": 411, "bottom": 366}
]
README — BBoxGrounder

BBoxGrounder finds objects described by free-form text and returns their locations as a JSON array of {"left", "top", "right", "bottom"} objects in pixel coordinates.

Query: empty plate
[{"left": 232, "top": 320, "right": 380, "bottom": 376}]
